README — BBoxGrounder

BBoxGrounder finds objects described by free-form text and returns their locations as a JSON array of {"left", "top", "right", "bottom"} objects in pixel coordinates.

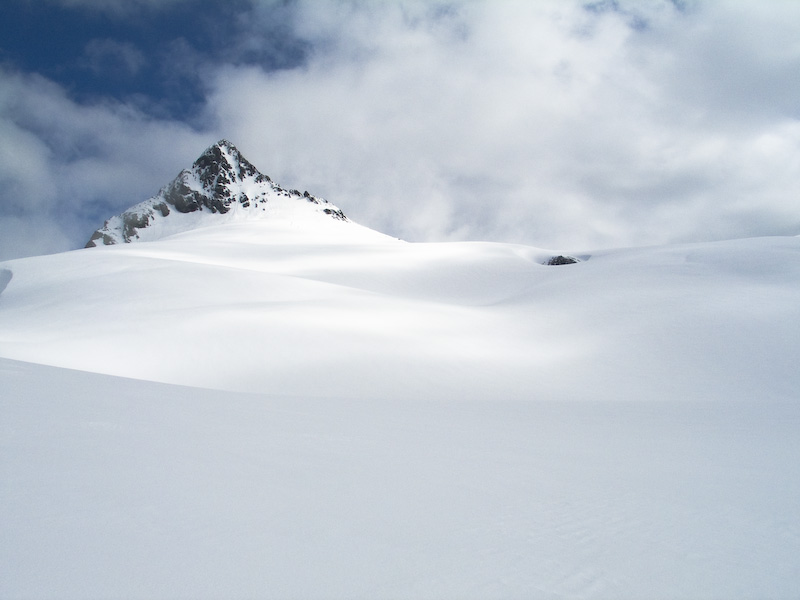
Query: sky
[{"left": 1, "top": 0, "right": 799, "bottom": 260}]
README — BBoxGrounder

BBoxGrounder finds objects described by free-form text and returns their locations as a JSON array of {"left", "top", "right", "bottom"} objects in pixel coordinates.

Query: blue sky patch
[{"left": 0, "top": 0, "right": 308, "bottom": 119}]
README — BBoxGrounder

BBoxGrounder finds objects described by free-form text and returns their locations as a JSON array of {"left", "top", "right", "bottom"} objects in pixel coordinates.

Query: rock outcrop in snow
[
  {"left": 545, "top": 255, "right": 580, "bottom": 265},
  {"left": 86, "top": 140, "right": 348, "bottom": 247}
]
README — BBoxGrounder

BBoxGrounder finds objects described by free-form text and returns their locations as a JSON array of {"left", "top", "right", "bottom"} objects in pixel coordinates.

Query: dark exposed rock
[
  {"left": 545, "top": 255, "right": 579, "bottom": 266},
  {"left": 193, "top": 140, "right": 260, "bottom": 192},
  {"left": 122, "top": 212, "right": 152, "bottom": 241},
  {"left": 85, "top": 231, "right": 117, "bottom": 248},
  {"left": 153, "top": 202, "right": 170, "bottom": 217},
  {"left": 323, "top": 207, "right": 347, "bottom": 221}
]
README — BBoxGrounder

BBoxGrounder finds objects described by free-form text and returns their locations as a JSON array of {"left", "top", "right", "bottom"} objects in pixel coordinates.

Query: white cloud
[
  {"left": 0, "top": 68, "right": 208, "bottom": 259},
  {"left": 202, "top": 0, "right": 800, "bottom": 249},
  {"left": 3, "top": 0, "right": 800, "bottom": 261}
]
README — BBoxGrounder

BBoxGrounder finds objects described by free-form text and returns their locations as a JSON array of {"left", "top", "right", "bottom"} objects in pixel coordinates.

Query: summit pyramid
[{"left": 85, "top": 140, "right": 347, "bottom": 247}]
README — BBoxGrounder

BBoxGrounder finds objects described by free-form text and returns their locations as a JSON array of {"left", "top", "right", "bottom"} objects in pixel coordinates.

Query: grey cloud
[{"left": 626, "top": 3, "right": 800, "bottom": 123}]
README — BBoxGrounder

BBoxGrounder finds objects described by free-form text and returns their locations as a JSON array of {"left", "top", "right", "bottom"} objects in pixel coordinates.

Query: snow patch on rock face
[
  {"left": 85, "top": 140, "right": 349, "bottom": 247},
  {"left": 0, "top": 268, "right": 11, "bottom": 297}
]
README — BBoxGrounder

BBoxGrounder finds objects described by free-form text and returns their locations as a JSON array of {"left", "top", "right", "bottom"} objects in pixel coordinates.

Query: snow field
[
  {"left": 2, "top": 221, "right": 800, "bottom": 598},
  {"left": 2, "top": 357, "right": 799, "bottom": 599},
  {"left": 1, "top": 225, "right": 798, "bottom": 403}
]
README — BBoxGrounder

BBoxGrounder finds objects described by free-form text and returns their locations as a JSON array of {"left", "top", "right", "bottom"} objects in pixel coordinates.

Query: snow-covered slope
[
  {"left": 2, "top": 227, "right": 798, "bottom": 403},
  {"left": 4, "top": 356, "right": 799, "bottom": 600},
  {"left": 85, "top": 140, "right": 348, "bottom": 247},
  {"left": 2, "top": 149, "right": 800, "bottom": 598}
]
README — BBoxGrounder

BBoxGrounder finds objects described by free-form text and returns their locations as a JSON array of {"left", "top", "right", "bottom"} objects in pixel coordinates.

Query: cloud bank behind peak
[{"left": 2, "top": 0, "right": 800, "bottom": 259}]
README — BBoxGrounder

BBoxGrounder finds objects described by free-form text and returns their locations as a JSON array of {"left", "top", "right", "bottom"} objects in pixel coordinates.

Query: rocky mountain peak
[
  {"left": 85, "top": 141, "right": 348, "bottom": 247},
  {"left": 193, "top": 140, "right": 262, "bottom": 188}
]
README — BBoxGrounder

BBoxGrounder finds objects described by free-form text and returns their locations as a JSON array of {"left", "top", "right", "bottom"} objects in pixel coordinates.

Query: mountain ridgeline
[{"left": 85, "top": 140, "right": 348, "bottom": 247}]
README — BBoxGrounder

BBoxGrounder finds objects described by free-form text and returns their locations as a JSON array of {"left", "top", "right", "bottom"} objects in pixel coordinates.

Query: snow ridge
[{"left": 85, "top": 140, "right": 348, "bottom": 247}]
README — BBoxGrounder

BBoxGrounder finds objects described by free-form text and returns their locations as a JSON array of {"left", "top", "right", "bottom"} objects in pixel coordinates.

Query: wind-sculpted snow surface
[{"left": 2, "top": 218, "right": 800, "bottom": 598}]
